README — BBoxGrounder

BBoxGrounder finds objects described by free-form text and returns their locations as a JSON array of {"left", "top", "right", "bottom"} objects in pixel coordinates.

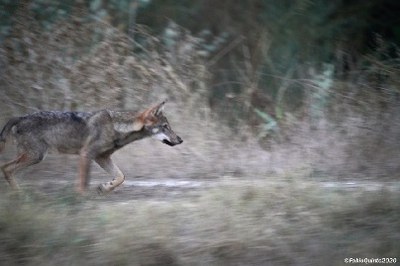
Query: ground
[{"left": 0, "top": 155, "right": 399, "bottom": 266}]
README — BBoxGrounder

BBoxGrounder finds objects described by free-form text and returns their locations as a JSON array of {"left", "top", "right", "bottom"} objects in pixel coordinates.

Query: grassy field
[
  {"left": 0, "top": 176, "right": 398, "bottom": 266},
  {"left": 1, "top": 3, "right": 400, "bottom": 266}
]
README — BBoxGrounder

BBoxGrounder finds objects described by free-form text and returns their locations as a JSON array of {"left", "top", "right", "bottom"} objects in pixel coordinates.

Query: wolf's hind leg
[
  {"left": 95, "top": 155, "right": 125, "bottom": 193},
  {"left": 1, "top": 152, "right": 45, "bottom": 189}
]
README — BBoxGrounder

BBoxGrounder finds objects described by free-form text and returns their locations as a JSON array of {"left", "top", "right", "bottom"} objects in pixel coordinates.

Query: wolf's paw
[{"left": 97, "top": 184, "right": 109, "bottom": 194}]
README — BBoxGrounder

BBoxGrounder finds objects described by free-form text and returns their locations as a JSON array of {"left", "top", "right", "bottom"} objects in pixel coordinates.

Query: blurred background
[{"left": 0, "top": 1, "right": 399, "bottom": 265}]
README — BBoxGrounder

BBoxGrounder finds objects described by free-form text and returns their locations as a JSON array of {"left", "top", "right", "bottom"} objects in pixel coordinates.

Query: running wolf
[{"left": 0, "top": 101, "right": 182, "bottom": 193}]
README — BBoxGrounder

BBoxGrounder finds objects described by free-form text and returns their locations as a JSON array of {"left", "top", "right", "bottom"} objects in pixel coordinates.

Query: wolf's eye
[{"left": 162, "top": 123, "right": 168, "bottom": 129}]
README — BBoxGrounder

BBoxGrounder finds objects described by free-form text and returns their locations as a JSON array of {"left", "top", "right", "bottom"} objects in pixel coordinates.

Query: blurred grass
[
  {"left": 0, "top": 178, "right": 398, "bottom": 266},
  {"left": 2, "top": 4, "right": 400, "bottom": 179},
  {"left": 1, "top": 4, "right": 400, "bottom": 265}
]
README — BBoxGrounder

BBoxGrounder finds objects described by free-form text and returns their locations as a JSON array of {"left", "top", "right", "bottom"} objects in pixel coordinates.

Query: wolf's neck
[
  {"left": 107, "top": 110, "right": 140, "bottom": 134},
  {"left": 108, "top": 110, "right": 138, "bottom": 122},
  {"left": 113, "top": 130, "right": 149, "bottom": 149}
]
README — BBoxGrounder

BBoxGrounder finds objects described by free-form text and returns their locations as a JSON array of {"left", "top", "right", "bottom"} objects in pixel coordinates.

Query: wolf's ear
[
  {"left": 132, "top": 118, "right": 144, "bottom": 131},
  {"left": 152, "top": 100, "right": 167, "bottom": 116},
  {"left": 136, "top": 100, "right": 167, "bottom": 128}
]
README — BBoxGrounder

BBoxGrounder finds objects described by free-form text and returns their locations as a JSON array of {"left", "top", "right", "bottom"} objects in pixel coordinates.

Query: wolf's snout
[{"left": 162, "top": 135, "right": 182, "bottom": 146}]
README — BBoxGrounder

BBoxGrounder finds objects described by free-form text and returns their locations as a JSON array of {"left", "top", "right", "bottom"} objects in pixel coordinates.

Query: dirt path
[{"left": 21, "top": 175, "right": 400, "bottom": 204}]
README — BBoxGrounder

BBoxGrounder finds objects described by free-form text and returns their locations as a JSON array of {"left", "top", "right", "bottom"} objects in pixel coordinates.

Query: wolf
[{"left": 0, "top": 101, "right": 182, "bottom": 194}]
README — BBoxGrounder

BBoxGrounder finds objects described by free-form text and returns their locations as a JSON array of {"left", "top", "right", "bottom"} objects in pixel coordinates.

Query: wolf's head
[{"left": 133, "top": 101, "right": 183, "bottom": 146}]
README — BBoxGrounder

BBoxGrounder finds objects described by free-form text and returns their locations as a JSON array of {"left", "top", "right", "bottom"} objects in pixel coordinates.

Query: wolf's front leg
[
  {"left": 77, "top": 150, "right": 92, "bottom": 194},
  {"left": 95, "top": 155, "right": 125, "bottom": 193}
]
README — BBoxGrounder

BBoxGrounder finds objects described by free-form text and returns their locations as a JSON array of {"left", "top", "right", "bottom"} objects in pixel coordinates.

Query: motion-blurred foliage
[
  {"left": 1, "top": 0, "right": 400, "bottom": 177},
  {"left": 2, "top": 0, "right": 399, "bottom": 110},
  {"left": 0, "top": 3, "right": 400, "bottom": 265}
]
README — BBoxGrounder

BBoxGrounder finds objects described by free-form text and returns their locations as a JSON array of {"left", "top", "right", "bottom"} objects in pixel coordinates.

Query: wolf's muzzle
[{"left": 163, "top": 136, "right": 183, "bottom": 146}]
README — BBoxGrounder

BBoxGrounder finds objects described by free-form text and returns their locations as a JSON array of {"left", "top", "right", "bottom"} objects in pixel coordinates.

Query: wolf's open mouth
[{"left": 162, "top": 139, "right": 175, "bottom": 146}]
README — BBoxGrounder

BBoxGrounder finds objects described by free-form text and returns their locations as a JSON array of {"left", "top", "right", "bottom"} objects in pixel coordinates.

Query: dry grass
[
  {"left": 1, "top": 7, "right": 400, "bottom": 180},
  {"left": 0, "top": 178, "right": 398, "bottom": 266},
  {"left": 1, "top": 7, "right": 400, "bottom": 266}
]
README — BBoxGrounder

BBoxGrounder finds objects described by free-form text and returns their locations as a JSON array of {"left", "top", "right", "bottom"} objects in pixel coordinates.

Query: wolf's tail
[{"left": 0, "top": 117, "right": 20, "bottom": 153}]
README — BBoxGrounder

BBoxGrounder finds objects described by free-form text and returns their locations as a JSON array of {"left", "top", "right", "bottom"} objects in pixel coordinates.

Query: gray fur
[{"left": 0, "top": 102, "right": 183, "bottom": 193}]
